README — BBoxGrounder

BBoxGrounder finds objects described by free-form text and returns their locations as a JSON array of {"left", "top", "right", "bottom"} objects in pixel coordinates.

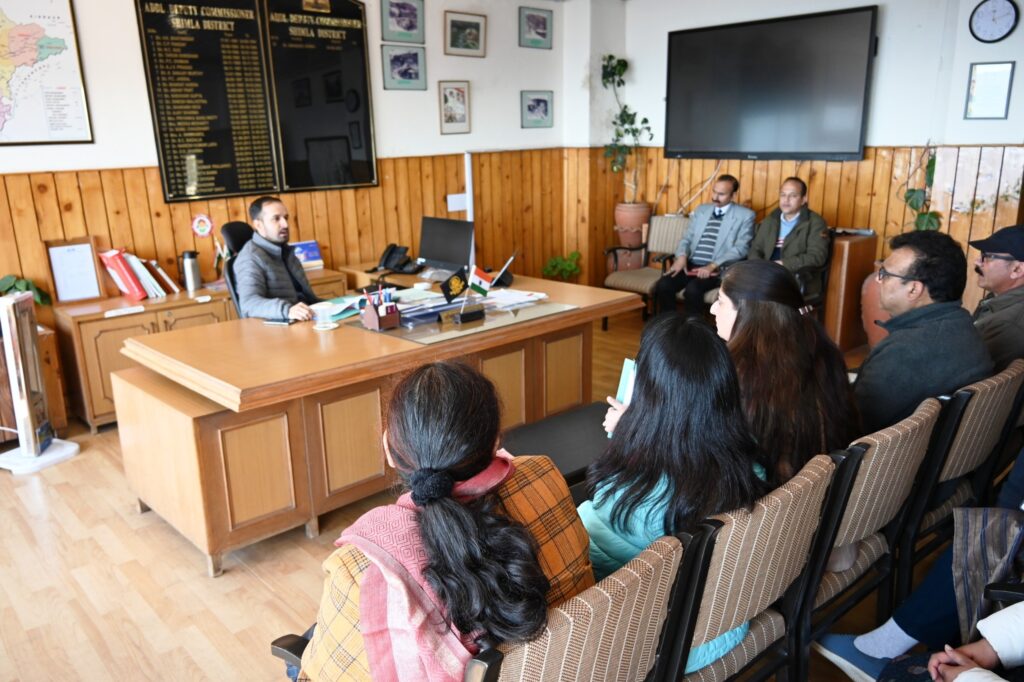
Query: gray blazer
[
  {"left": 675, "top": 202, "right": 756, "bottom": 266},
  {"left": 233, "top": 233, "right": 320, "bottom": 320}
]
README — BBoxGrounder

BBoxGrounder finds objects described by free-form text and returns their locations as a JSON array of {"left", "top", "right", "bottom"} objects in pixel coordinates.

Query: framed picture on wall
[
  {"left": 521, "top": 90, "right": 553, "bottom": 128},
  {"left": 445, "top": 11, "right": 486, "bottom": 57},
  {"left": 964, "top": 61, "right": 1015, "bottom": 119},
  {"left": 439, "top": 81, "right": 471, "bottom": 134},
  {"left": 381, "top": 0, "right": 424, "bottom": 43},
  {"left": 519, "top": 7, "right": 553, "bottom": 49},
  {"left": 381, "top": 45, "right": 427, "bottom": 90},
  {"left": 0, "top": 0, "right": 93, "bottom": 145}
]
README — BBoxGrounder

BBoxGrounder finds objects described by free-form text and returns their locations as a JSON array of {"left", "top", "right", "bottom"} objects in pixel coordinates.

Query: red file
[{"left": 99, "top": 249, "right": 147, "bottom": 301}]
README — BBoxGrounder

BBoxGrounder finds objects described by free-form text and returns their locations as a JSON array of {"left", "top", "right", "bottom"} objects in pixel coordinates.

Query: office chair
[{"left": 221, "top": 221, "right": 253, "bottom": 316}]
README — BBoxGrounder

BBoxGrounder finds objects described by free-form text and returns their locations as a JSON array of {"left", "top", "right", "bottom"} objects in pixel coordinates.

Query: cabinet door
[
  {"left": 311, "top": 279, "right": 346, "bottom": 301},
  {"left": 80, "top": 313, "right": 158, "bottom": 419},
  {"left": 161, "top": 300, "right": 229, "bottom": 331}
]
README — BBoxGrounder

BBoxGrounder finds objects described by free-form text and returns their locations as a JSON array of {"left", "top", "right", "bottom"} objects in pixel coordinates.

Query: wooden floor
[{"left": 0, "top": 310, "right": 875, "bottom": 681}]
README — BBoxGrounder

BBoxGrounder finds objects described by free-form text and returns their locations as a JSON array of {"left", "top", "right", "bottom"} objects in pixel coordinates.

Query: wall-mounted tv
[{"left": 664, "top": 6, "right": 877, "bottom": 161}]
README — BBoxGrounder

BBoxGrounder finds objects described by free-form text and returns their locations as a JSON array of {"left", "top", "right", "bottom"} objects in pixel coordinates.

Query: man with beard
[{"left": 969, "top": 224, "right": 1024, "bottom": 370}]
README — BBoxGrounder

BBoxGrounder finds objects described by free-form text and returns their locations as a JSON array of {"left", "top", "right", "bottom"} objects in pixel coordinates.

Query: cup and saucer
[{"left": 311, "top": 302, "right": 339, "bottom": 331}]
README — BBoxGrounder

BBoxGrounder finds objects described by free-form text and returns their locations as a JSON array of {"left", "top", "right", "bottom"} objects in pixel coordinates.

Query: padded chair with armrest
[
  {"left": 654, "top": 451, "right": 862, "bottom": 682},
  {"left": 793, "top": 228, "right": 836, "bottom": 315},
  {"left": 896, "top": 359, "right": 1024, "bottom": 602},
  {"left": 603, "top": 214, "right": 689, "bottom": 328},
  {"left": 803, "top": 398, "right": 943, "bottom": 645},
  {"left": 221, "top": 221, "right": 254, "bottom": 317}
]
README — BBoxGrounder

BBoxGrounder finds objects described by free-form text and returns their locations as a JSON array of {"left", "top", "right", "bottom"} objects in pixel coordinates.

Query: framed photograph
[
  {"left": 445, "top": 11, "right": 486, "bottom": 57},
  {"left": 45, "top": 236, "right": 106, "bottom": 303},
  {"left": 521, "top": 90, "right": 553, "bottom": 128},
  {"left": 964, "top": 61, "right": 1015, "bottom": 119},
  {"left": 381, "top": 0, "right": 424, "bottom": 43},
  {"left": 519, "top": 7, "right": 553, "bottom": 49},
  {"left": 293, "top": 77, "right": 312, "bottom": 108},
  {"left": 323, "top": 70, "right": 344, "bottom": 102},
  {"left": 381, "top": 45, "right": 427, "bottom": 90},
  {"left": 439, "top": 81, "right": 470, "bottom": 134},
  {"left": 0, "top": 0, "right": 93, "bottom": 145}
]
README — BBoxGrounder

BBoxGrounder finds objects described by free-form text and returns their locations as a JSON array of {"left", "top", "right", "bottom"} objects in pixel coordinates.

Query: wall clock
[{"left": 970, "top": 0, "right": 1019, "bottom": 42}]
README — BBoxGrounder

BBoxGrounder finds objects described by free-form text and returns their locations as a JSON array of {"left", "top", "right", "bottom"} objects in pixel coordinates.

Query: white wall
[
  {"left": 620, "top": 0, "right": 1024, "bottom": 148},
  {"left": 0, "top": 0, "right": 566, "bottom": 174}
]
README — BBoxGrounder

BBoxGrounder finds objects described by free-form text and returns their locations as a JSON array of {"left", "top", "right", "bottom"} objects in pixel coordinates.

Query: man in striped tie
[{"left": 654, "top": 174, "right": 755, "bottom": 318}]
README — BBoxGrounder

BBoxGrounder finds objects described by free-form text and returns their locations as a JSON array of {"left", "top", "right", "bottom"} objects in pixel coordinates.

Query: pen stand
[{"left": 360, "top": 305, "right": 400, "bottom": 331}]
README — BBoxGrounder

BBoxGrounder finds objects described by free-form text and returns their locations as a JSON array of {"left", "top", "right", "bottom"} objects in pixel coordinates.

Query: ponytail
[{"left": 388, "top": 362, "right": 550, "bottom": 643}]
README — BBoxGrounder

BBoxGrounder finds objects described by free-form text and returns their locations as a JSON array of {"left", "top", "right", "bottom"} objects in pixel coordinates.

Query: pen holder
[{"left": 361, "top": 304, "right": 400, "bottom": 331}]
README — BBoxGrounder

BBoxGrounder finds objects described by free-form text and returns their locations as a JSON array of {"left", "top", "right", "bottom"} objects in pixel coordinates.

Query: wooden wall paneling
[
  {"left": 763, "top": 160, "right": 782, "bottom": 219},
  {"left": 290, "top": 191, "right": 313, "bottom": 246},
  {"left": 0, "top": 178, "right": 24, "bottom": 279},
  {"left": 29, "top": 174, "right": 65, "bottom": 242},
  {"left": 307, "top": 192, "right": 332, "bottom": 267},
  {"left": 946, "top": 147, "right": 981, "bottom": 256},
  {"left": 187, "top": 200, "right": 218, "bottom": 282},
  {"left": 336, "top": 191, "right": 358, "bottom": 265},
  {"left": 393, "top": 158, "right": 412, "bottom": 250},
  {"left": 750, "top": 160, "right": 767, "bottom": 220},
  {"left": 576, "top": 150, "right": 594, "bottom": 285},
  {"left": 167, "top": 201, "right": 197, "bottom": 283},
  {"left": 53, "top": 171, "right": 88, "bottom": 240},
  {"left": 205, "top": 198, "right": 231, "bottom": 257},
  {"left": 994, "top": 146, "right": 1024, "bottom": 228},
  {"left": 323, "top": 191, "right": 345, "bottom": 269},
  {"left": 367, "top": 181, "right": 387, "bottom": 259},
  {"left": 822, "top": 161, "right": 842, "bottom": 226},
  {"left": 431, "top": 156, "right": 447, "bottom": 220},
  {"left": 538, "top": 150, "right": 552, "bottom": 276},
  {"left": 418, "top": 154, "right": 436, "bottom": 252},
  {"left": 378, "top": 159, "right": 399, "bottom": 247},
  {"left": 520, "top": 150, "right": 535, "bottom": 275},
  {"left": 563, "top": 149, "right": 578, "bottom": 258},
  {"left": 5, "top": 175, "right": 57, "bottom": 325},
  {"left": 836, "top": 161, "right": 858, "bottom": 228},
  {"left": 511, "top": 151, "right": 527, "bottom": 272},
  {"left": 499, "top": 152, "right": 515, "bottom": 269},
  {"left": 665, "top": 159, "right": 681, "bottom": 215},
  {"left": 226, "top": 196, "right": 248, "bottom": 224},
  {"left": 806, "top": 160, "right": 827, "bottom": 216},
  {"left": 143, "top": 168, "right": 181, "bottom": 279},
  {"left": 122, "top": 169, "right": 158, "bottom": 263},
  {"left": 405, "top": 158, "right": 423, "bottom": 258},
  {"left": 473, "top": 153, "right": 491, "bottom": 269},
  {"left": 354, "top": 188, "right": 373, "bottom": 262},
  {"left": 587, "top": 150, "right": 605, "bottom": 283},
  {"left": 883, "top": 148, "right": 913, "bottom": 252},
  {"left": 852, "top": 149, "right": 876, "bottom": 228},
  {"left": 963, "top": 146, "right": 1005, "bottom": 312},
  {"left": 867, "top": 148, "right": 893, "bottom": 257},
  {"left": 929, "top": 147, "right": 959, "bottom": 251},
  {"left": 99, "top": 170, "right": 136, "bottom": 256}
]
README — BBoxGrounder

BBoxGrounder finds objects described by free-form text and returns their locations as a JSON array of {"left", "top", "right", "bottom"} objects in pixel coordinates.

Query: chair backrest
[
  {"left": 832, "top": 398, "right": 942, "bottom": 546},
  {"left": 688, "top": 454, "right": 836, "bottom": 646},
  {"left": 221, "top": 221, "right": 254, "bottom": 256},
  {"left": 466, "top": 536, "right": 683, "bottom": 682},
  {"left": 224, "top": 256, "right": 241, "bottom": 316},
  {"left": 939, "top": 359, "right": 1024, "bottom": 482},
  {"left": 647, "top": 215, "right": 689, "bottom": 254}
]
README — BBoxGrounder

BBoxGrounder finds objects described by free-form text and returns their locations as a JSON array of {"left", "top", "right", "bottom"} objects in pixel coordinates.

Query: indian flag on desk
[{"left": 468, "top": 267, "right": 493, "bottom": 296}]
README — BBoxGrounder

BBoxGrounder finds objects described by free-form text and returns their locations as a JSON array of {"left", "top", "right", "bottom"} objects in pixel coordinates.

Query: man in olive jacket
[
  {"left": 854, "top": 230, "right": 992, "bottom": 433},
  {"left": 969, "top": 224, "right": 1024, "bottom": 371},
  {"left": 749, "top": 177, "right": 830, "bottom": 298}
]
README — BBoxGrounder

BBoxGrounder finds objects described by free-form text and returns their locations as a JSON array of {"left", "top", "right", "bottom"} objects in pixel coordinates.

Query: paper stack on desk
[{"left": 484, "top": 289, "right": 549, "bottom": 309}]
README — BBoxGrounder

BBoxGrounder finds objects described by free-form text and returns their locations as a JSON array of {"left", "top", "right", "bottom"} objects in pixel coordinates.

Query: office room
[{"left": 1, "top": 0, "right": 1022, "bottom": 680}]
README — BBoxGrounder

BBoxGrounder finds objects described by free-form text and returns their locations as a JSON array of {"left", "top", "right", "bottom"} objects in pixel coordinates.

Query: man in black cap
[{"left": 970, "top": 224, "right": 1024, "bottom": 370}]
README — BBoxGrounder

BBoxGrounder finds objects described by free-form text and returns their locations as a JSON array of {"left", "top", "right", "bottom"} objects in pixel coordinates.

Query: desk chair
[
  {"left": 221, "top": 221, "right": 253, "bottom": 316},
  {"left": 794, "top": 228, "right": 836, "bottom": 316}
]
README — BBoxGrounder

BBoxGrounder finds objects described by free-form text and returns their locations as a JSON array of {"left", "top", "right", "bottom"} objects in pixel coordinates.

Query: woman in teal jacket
[{"left": 578, "top": 315, "right": 769, "bottom": 674}]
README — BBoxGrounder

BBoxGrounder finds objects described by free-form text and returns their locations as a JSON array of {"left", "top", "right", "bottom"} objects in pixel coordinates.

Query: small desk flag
[
  {"left": 468, "top": 266, "right": 493, "bottom": 296},
  {"left": 440, "top": 267, "right": 468, "bottom": 303}
]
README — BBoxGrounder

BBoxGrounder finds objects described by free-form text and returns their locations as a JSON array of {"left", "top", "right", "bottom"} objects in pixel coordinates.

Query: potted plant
[
  {"left": 0, "top": 275, "right": 52, "bottom": 305},
  {"left": 542, "top": 252, "right": 581, "bottom": 282},
  {"left": 602, "top": 54, "right": 653, "bottom": 247}
]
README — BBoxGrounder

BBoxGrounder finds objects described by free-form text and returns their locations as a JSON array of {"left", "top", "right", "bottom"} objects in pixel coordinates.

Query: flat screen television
[{"left": 664, "top": 6, "right": 877, "bottom": 161}]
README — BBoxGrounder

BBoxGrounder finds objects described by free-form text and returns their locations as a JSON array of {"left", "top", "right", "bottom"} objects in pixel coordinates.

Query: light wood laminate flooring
[{"left": 0, "top": 311, "right": 883, "bottom": 681}]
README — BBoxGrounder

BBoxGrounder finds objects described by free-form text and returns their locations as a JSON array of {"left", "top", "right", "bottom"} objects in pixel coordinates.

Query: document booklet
[
  {"left": 327, "top": 294, "right": 369, "bottom": 321},
  {"left": 609, "top": 358, "right": 636, "bottom": 438}
]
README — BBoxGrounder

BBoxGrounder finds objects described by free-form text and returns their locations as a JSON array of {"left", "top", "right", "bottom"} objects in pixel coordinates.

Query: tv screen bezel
[{"left": 663, "top": 5, "right": 878, "bottom": 162}]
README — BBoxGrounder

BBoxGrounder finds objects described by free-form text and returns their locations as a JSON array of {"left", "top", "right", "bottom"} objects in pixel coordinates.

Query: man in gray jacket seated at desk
[{"left": 234, "top": 196, "right": 321, "bottom": 321}]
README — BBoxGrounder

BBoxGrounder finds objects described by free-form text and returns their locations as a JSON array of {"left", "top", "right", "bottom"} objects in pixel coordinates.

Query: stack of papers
[
  {"left": 326, "top": 295, "right": 367, "bottom": 321},
  {"left": 484, "top": 289, "right": 549, "bottom": 309}
]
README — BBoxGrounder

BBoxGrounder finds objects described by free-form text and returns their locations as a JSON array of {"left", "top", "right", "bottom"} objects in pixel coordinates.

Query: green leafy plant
[
  {"left": 0, "top": 275, "right": 51, "bottom": 305},
  {"left": 601, "top": 55, "right": 653, "bottom": 203},
  {"left": 542, "top": 251, "right": 581, "bottom": 281},
  {"left": 903, "top": 149, "right": 942, "bottom": 231}
]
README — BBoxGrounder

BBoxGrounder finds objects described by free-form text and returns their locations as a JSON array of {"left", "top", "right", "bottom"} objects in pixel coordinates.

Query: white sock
[{"left": 854, "top": 618, "right": 918, "bottom": 659}]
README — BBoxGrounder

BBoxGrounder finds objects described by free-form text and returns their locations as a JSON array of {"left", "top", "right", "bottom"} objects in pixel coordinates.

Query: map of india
[{"left": 0, "top": 2, "right": 91, "bottom": 143}]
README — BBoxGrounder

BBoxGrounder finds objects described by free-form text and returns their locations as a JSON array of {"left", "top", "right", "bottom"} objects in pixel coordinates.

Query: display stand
[{"left": 0, "top": 293, "right": 79, "bottom": 474}]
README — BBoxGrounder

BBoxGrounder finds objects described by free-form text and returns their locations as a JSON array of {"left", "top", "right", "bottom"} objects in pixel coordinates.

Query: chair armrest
[
  {"left": 464, "top": 637, "right": 504, "bottom": 682},
  {"left": 604, "top": 244, "right": 648, "bottom": 272},
  {"left": 270, "top": 633, "right": 310, "bottom": 668},
  {"left": 984, "top": 582, "right": 1024, "bottom": 604},
  {"left": 794, "top": 264, "right": 827, "bottom": 296},
  {"left": 652, "top": 253, "right": 674, "bottom": 273}
]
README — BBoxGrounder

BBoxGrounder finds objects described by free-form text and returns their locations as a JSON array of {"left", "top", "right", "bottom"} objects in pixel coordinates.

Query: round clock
[{"left": 969, "top": 0, "right": 1019, "bottom": 42}]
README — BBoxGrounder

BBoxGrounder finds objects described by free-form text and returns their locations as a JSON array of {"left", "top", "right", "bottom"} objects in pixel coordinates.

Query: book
[
  {"left": 150, "top": 260, "right": 181, "bottom": 293},
  {"left": 608, "top": 358, "right": 636, "bottom": 439},
  {"left": 98, "top": 249, "right": 147, "bottom": 301},
  {"left": 292, "top": 240, "right": 324, "bottom": 270},
  {"left": 125, "top": 253, "right": 165, "bottom": 298}
]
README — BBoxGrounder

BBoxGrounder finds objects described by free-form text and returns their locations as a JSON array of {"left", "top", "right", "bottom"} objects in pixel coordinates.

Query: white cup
[{"left": 311, "top": 302, "right": 333, "bottom": 326}]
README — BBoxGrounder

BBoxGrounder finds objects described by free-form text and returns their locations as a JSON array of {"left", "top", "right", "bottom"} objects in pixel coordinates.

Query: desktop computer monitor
[{"left": 417, "top": 217, "right": 474, "bottom": 273}]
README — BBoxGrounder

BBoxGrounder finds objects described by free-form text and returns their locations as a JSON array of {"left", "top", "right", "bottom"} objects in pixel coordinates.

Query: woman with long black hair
[{"left": 299, "top": 362, "right": 593, "bottom": 681}]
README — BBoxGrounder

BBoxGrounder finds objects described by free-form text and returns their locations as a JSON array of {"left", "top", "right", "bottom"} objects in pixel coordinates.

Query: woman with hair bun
[{"left": 298, "top": 362, "right": 594, "bottom": 682}]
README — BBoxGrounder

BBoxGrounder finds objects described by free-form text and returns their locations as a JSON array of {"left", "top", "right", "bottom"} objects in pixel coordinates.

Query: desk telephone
[{"left": 367, "top": 243, "right": 422, "bottom": 274}]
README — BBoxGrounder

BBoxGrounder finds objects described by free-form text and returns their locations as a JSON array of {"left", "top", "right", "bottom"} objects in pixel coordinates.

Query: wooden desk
[
  {"left": 112, "top": 276, "right": 640, "bottom": 575},
  {"left": 823, "top": 234, "right": 877, "bottom": 352}
]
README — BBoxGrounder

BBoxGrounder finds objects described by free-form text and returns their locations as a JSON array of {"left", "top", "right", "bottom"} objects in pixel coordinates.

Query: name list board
[{"left": 136, "top": 0, "right": 376, "bottom": 202}]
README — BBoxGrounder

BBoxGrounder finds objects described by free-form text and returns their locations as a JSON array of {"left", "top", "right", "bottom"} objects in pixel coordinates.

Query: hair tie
[
  {"left": 798, "top": 305, "right": 813, "bottom": 316},
  {"left": 409, "top": 468, "right": 454, "bottom": 506}
]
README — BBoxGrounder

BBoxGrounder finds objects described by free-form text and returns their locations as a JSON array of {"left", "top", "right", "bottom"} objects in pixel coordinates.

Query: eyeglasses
[
  {"left": 979, "top": 252, "right": 1017, "bottom": 264},
  {"left": 876, "top": 266, "right": 917, "bottom": 283}
]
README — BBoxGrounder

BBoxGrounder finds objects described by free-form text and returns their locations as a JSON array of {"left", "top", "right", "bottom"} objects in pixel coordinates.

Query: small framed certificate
[{"left": 45, "top": 236, "right": 106, "bottom": 303}]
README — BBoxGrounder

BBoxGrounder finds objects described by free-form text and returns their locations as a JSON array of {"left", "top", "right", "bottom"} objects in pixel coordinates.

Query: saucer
[{"left": 313, "top": 322, "right": 339, "bottom": 331}]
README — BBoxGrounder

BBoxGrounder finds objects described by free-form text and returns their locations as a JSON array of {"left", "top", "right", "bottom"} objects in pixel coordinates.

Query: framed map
[{"left": 0, "top": 0, "right": 93, "bottom": 145}]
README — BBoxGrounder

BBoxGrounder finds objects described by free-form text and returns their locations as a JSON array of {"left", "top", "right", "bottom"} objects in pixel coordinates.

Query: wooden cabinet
[{"left": 55, "top": 270, "right": 346, "bottom": 431}]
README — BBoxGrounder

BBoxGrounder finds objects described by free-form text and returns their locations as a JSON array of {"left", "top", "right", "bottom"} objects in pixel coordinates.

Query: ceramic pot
[
  {"left": 614, "top": 202, "right": 651, "bottom": 247},
  {"left": 860, "top": 262, "right": 891, "bottom": 348}
]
